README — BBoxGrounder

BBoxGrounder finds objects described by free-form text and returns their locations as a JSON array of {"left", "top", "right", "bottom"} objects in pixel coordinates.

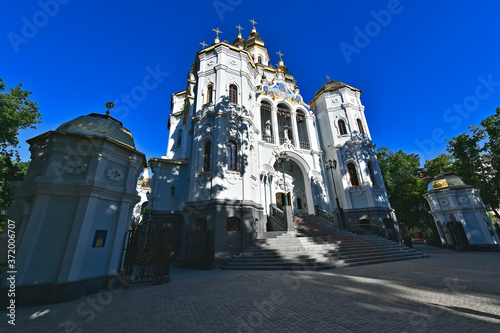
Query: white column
[
  {"left": 290, "top": 110, "right": 299, "bottom": 149},
  {"left": 271, "top": 106, "right": 279, "bottom": 145}
]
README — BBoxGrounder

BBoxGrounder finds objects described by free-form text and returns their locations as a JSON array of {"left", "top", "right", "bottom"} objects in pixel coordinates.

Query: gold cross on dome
[
  {"left": 236, "top": 25, "right": 244, "bottom": 33},
  {"left": 326, "top": 75, "right": 330, "bottom": 81},
  {"left": 250, "top": 19, "right": 258, "bottom": 27},
  {"left": 200, "top": 41, "right": 207, "bottom": 49},
  {"left": 276, "top": 51, "right": 284, "bottom": 60},
  {"left": 213, "top": 27, "right": 222, "bottom": 38}
]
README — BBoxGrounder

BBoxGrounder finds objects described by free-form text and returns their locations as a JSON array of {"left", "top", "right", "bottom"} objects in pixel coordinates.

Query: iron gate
[
  {"left": 120, "top": 220, "right": 172, "bottom": 284},
  {"left": 438, "top": 215, "right": 469, "bottom": 248}
]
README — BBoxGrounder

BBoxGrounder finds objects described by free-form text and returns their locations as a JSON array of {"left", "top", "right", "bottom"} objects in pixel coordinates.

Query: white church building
[{"left": 148, "top": 22, "right": 400, "bottom": 262}]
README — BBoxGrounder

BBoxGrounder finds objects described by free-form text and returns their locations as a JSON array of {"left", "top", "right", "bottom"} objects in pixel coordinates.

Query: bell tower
[{"left": 311, "top": 80, "right": 399, "bottom": 239}]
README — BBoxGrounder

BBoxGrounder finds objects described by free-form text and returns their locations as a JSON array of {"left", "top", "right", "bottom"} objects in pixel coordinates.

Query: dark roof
[{"left": 55, "top": 113, "right": 135, "bottom": 148}]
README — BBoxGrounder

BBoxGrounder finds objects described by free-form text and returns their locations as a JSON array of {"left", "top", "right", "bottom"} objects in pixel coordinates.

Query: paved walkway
[{"left": 2, "top": 245, "right": 500, "bottom": 333}]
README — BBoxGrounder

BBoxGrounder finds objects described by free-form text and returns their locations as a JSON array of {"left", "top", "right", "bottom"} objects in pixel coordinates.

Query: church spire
[
  {"left": 213, "top": 27, "right": 222, "bottom": 44},
  {"left": 249, "top": 18, "right": 258, "bottom": 34},
  {"left": 233, "top": 24, "right": 245, "bottom": 49},
  {"left": 276, "top": 51, "right": 284, "bottom": 68}
]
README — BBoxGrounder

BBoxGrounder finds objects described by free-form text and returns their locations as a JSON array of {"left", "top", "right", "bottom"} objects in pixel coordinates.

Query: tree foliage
[
  {"left": 423, "top": 153, "right": 454, "bottom": 179},
  {"left": 480, "top": 107, "right": 500, "bottom": 216},
  {"left": 0, "top": 78, "right": 39, "bottom": 231},
  {"left": 376, "top": 147, "right": 433, "bottom": 229},
  {"left": 0, "top": 78, "right": 41, "bottom": 160},
  {"left": 446, "top": 115, "right": 499, "bottom": 218},
  {"left": 0, "top": 157, "right": 30, "bottom": 231}
]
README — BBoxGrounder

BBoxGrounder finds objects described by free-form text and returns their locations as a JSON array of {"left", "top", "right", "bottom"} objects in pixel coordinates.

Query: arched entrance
[{"left": 272, "top": 158, "right": 309, "bottom": 215}]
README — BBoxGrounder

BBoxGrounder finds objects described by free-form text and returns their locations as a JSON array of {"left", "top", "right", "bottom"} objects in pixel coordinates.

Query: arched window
[
  {"left": 367, "top": 162, "right": 376, "bottom": 185},
  {"left": 207, "top": 84, "right": 213, "bottom": 104},
  {"left": 228, "top": 140, "right": 238, "bottom": 171},
  {"left": 177, "top": 130, "right": 183, "bottom": 147},
  {"left": 359, "top": 219, "right": 371, "bottom": 230},
  {"left": 229, "top": 84, "right": 238, "bottom": 104},
  {"left": 357, "top": 119, "right": 365, "bottom": 135},
  {"left": 227, "top": 216, "right": 240, "bottom": 232},
  {"left": 296, "top": 109, "right": 309, "bottom": 149},
  {"left": 277, "top": 103, "right": 292, "bottom": 144},
  {"left": 203, "top": 141, "right": 211, "bottom": 172},
  {"left": 347, "top": 162, "right": 360, "bottom": 187},
  {"left": 260, "top": 101, "right": 273, "bottom": 143},
  {"left": 297, "top": 198, "right": 302, "bottom": 210},
  {"left": 258, "top": 56, "right": 262, "bottom": 64},
  {"left": 338, "top": 119, "right": 347, "bottom": 135}
]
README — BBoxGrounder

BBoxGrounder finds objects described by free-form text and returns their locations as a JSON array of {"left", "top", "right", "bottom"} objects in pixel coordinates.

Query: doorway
[{"left": 276, "top": 192, "right": 291, "bottom": 210}]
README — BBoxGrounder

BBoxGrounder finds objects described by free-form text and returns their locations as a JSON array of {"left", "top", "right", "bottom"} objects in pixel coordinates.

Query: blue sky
[{"left": 2, "top": 0, "right": 500, "bottom": 164}]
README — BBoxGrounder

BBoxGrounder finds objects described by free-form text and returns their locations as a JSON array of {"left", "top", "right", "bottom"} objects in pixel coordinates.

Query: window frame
[
  {"left": 206, "top": 84, "right": 213, "bottom": 104},
  {"left": 347, "top": 162, "right": 360, "bottom": 187},
  {"left": 367, "top": 162, "right": 376, "bottom": 185},
  {"left": 357, "top": 118, "right": 365, "bottom": 135},
  {"left": 227, "top": 216, "right": 240, "bottom": 232},
  {"left": 176, "top": 130, "right": 183, "bottom": 148},
  {"left": 229, "top": 84, "right": 238, "bottom": 104},
  {"left": 203, "top": 141, "right": 211, "bottom": 172},
  {"left": 227, "top": 140, "right": 238, "bottom": 171},
  {"left": 338, "top": 119, "right": 348, "bottom": 136}
]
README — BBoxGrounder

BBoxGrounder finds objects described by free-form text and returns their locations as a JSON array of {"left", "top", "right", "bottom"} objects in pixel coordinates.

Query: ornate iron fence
[{"left": 120, "top": 220, "right": 172, "bottom": 284}]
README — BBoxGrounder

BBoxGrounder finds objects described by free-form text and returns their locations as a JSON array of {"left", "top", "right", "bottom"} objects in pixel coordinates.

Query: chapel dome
[
  {"left": 314, "top": 80, "right": 360, "bottom": 97},
  {"left": 427, "top": 172, "right": 467, "bottom": 192},
  {"left": 55, "top": 113, "right": 135, "bottom": 148},
  {"left": 245, "top": 27, "right": 266, "bottom": 49}
]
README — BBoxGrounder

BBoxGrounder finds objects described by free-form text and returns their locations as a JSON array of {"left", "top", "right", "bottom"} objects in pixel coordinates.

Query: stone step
[{"left": 223, "top": 216, "right": 429, "bottom": 271}]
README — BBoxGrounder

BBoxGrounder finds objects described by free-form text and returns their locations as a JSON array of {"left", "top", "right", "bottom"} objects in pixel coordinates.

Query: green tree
[
  {"left": 0, "top": 78, "right": 41, "bottom": 160},
  {"left": 0, "top": 78, "right": 40, "bottom": 231},
  {"left": 446, "top": 125, "right": 486, "bottom": 185},
  {"left": 376, "top": 147, "right": 432, "bottom": 229},
  {"left": 480, "top": 107, "right": 500, "bottom": 219},
  {"left": 0, "top": 157, "right": 30, "bottom": 231},
  {"left": 423, "top": 153, "right": 454, "bottom": 179},
  {"left": 446, "top": 123, "right": 499, "bottom": 218}
]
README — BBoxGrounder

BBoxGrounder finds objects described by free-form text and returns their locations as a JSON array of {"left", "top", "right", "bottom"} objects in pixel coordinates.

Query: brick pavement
[{"left": 1, "top": 245, "right": 500, "bottom": 333}]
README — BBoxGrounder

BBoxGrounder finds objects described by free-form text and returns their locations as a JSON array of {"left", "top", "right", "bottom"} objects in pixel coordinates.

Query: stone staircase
[{"left": 220, "top": 215, "right": 429, "bottom": 271}]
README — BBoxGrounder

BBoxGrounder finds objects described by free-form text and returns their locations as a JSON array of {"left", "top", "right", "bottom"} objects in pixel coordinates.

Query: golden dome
[{"left": 428, "top": 172, "right": 467, "bottom": 192}]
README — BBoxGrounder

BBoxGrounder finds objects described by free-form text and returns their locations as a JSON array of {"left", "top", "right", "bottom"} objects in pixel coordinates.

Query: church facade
[{"left": 148, "top": 23, "right": 399, "bottom": 261}]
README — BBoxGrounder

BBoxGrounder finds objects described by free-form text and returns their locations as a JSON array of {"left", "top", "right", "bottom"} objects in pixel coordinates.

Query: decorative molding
[
  {"left": 106, "top": 167, "right": 124, "bottom": 182},
  {"left": 274, "top": 143, "right": 304, "bottom": 158},
  {"left": 342, "top": 149, "right": 355, "bottom": 161},
  {"left": 196, "top": 172, "right": 210, "bottom": 187},
  {"left": 250, "top": 174, "right": 258, "bottom": 189},
  {"left": 226, "top": 170, "right": 240, "bottom": 185},
  {"left": 349, "top": 186, "right": 365, "bottom": 196},
  {"left": 63, "top": 157, "right": 87, "bottom": 175}
]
